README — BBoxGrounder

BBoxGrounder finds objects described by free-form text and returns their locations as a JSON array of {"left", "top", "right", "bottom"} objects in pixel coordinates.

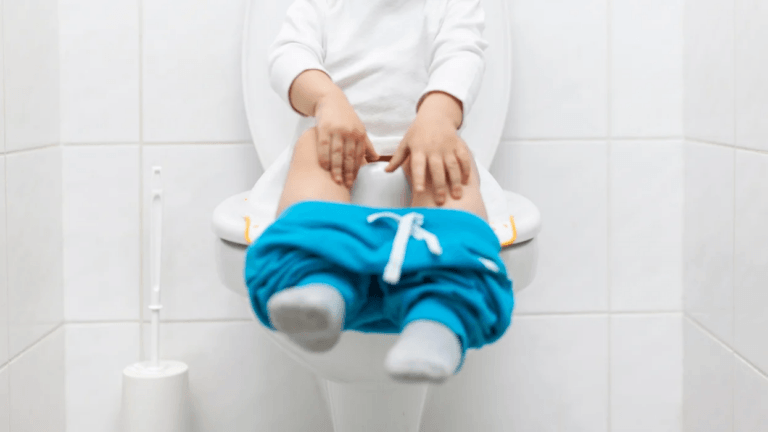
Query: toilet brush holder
[
  {"left": 121, "top": 361, "right": 190, "bottom": 432},
  {"left": 121, "top": 166, "right": 190, "bottom": 431}
]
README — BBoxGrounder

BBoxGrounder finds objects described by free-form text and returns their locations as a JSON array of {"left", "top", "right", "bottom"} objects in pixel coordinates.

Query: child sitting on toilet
[{"left": 244, "top": 0, "right": 514, "bottom": 384}]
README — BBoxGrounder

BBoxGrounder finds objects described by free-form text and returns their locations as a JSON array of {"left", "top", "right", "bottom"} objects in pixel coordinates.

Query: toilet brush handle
[{"left": 149, "top": 167, "right": 164, "bottom": 368}]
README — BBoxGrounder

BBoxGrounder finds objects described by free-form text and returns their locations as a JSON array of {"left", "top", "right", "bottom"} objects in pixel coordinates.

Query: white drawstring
[{"left": 367, "top": 212, "right": 443, "bottom": 284}]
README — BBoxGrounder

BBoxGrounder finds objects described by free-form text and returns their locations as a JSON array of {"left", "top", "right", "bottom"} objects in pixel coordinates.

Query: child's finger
[
  {"left": 385, "top": 142, "right": 409, "bottom": 172},
  {"left": 354, "top": 138, "right": 366, "bottom": 174},
  {"left": 316, "top": 128, "right": 332, "bottom": 170},
  {"left": 343, "top": 136, "right": 356, "bottom": 188},
  {"left": 410, "top": 152, "right": 427, "bottom": 192},
  {"left": 330, "top": 133, "right": 344, "bottom": 184},
  {"left": 428, "top": 155, "right": 448, "bottom": 204},
  {"left": 363, "top": 136, "right": 379, "bottom": 162},
  {"left": 444, "top": 152, "right": 463, "bottom": 200},
  {"left": 455, "top": 146, "right": 472, "bottom": 185}
]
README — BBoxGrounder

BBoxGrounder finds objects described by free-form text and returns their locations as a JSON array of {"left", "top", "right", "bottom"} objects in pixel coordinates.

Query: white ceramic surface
[
  {"left": 610, "top": 141, "right": 683, "bottom": 311},
  {"left": 683, "top": 0, "right": 735, "bottom": 145},
  {"left": 0, "top": 159, "right": 8, "bottom": 365},
  {"left": 683, "top": 319, "right": 734, "bottom": 432},
  {"left": 142, "top": 0, "right": 253, "bottom": 143},
  {"left": 0, "top": 367, "right": 8, "bottom": 432},
  {"left": 735, "top": 0, "right": 768, "bottom": 152},
  {"left": 495, "top": 141, "right": 608, "bottom": 313},
  {"left": 2, "top": 0, "right": 59, "bottom": 152},
  {"left": 734, "top": 356, "right": 768, "bottom": 432},
  {"left": 611, "top": 314, "right": 683, "bottom": 432},
  {"left": 5, "top": 147, "right": 63, "bottom": 357},
  {"left": 734, "top": 150, "right": 768, "bottom": 374},
  {"left": 66, "top": 324, "right": 140, "bottom": 432},
  {"left": 503, "top": 0, "right": 608, "bottom": 139},
  {"left": 9, "top": 329, "right": 65, "bottom": 432},
  {"left": 63, "top": 146, "right": 141, "bottom": 321},
  {"left": 59, "top": 0, "right": 140, "bottom": 143},
  {"left": 684, "top": 142, "right": 734, "bottom": 345},
  {"left": 610, "top": 0, "right": 683, "bottom": 138}
]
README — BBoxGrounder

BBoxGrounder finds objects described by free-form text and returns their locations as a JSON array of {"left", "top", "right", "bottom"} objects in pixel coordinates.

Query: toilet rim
[{"left": 211, "top": 187, "right": 541, "bottom": 249}]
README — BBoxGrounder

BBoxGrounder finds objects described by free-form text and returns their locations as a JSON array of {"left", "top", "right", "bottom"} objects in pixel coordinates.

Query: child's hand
[
  {"left": 384, "top": 113, "right": 472, "bottom": 205},
  {"left": 315, "top": 89, "right": 379, "bottom": 188}
]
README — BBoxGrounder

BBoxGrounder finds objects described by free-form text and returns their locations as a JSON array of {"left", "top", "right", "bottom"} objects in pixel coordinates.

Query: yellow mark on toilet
[{"left": 500, "top": 216, "right": 517, "bottom": 247}]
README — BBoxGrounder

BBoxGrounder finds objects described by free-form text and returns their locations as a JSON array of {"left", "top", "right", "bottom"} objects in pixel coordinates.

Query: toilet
[{"left": 211, "top": 0, "right": 541, "bottom": 430}]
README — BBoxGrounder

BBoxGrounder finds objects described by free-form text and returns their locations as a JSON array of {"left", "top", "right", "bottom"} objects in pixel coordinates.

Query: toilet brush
[{"left": 121, "top": 166, "right": 191, "bottom": 432}]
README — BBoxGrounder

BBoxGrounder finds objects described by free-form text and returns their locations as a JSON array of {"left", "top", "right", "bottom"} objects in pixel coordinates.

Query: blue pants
[{"left": 244, "top": 201, "right": 514, "bottom": 367}]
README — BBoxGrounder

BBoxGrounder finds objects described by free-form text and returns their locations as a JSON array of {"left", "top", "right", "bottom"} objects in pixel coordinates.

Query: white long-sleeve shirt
[{"left": 267, "top": 0, "right": 489, "bottom": 155}]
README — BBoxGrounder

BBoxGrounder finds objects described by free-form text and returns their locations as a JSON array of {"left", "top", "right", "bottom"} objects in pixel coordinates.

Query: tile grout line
[
  {"left": 731, "top": 3, "right": 737, "bottom": 429},
  {"left": 0, "top": 323, "right": 64, "bottom": 370},
  {"left": 606, "top": 0, "right": 613, "bottom": 429},
  {"left": 1, "top": 3, "right": 12, "bottom": 420},
  {"left": 502, "top": 136, "right": 684, "bottom": 144},
  {"left": 687, "top": 137, "right": 768, "bottom": 156},
  {"left": 61, "top": 141, "right": 253, "bottom": 147},
  {"left": 686, "top": 314, "right": 768, "bottom": 381},
  {"left": 138, "top": 0, "right": 145, "bottom": 363},
  {"left": 1, "top": 142, "right": 59, "bottom": 156}
]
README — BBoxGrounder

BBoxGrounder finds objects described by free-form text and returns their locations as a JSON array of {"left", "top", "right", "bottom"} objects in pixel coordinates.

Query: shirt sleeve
[
  {"left": 417, "top": 0, "right": 490, "bottom": 130},
  {"left": 267, "top": 0, "right": 331, "bottom": 117}
]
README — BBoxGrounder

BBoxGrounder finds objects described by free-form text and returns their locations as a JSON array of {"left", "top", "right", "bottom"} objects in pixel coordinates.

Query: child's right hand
[{"left": 314, "top": 89, "right": 379, "bottom": 188}]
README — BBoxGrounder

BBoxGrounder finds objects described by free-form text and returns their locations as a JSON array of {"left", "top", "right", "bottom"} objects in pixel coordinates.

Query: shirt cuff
[
  {"left": 269, "top": 46, "right": 331, "bottom": 117},
  {"left": 417, "top": 53, "right": 485, "bottom": 131}
]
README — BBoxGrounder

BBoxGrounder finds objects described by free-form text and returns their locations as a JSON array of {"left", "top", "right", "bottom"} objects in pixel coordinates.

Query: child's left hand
[{"left": 384, "top": 113, "right": 472, "bottom": 205}]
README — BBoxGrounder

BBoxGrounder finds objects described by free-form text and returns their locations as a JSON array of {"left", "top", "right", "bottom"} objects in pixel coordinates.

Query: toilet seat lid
[{"left": 241, "top": 0, "right": 512, "bottom": 171}]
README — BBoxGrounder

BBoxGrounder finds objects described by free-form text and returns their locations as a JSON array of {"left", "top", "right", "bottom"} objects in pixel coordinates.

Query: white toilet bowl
[{"left": 210, "top": 0, "right": 542, "bottom": 430}]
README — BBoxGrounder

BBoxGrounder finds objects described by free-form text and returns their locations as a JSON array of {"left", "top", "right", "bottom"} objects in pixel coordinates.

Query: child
[{"left": 244, "top": 0, "right": 514, "bottom": 384}]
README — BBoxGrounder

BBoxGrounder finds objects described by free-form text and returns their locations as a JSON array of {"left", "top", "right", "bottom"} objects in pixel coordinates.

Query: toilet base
[{"left": 316, "top": 376, "right": 430, "bottom": 432}]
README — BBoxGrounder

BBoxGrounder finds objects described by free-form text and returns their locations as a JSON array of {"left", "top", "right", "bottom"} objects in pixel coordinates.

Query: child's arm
[
  {"left": 267, "top": 0, "right": 332, "bottom": 117},
  {"left": 416, "top": 0, "right": 489, "bottom": 129}
]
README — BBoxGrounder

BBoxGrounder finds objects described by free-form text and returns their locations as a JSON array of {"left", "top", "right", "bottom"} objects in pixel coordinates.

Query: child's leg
[
  {"left": 384, "top": 152, "right": 493, "bottom": 382},
  {"left": 385, "top": 297, "right": 467, "bottom": 384},
  {"left": 268, "top": 127, "right": 356, "bottom": 351},
  {"left": 401, "top": 151, "right": 488, "bottom": 220},
  {"left": 276, "top": 126, "right": 353, "bottom": 216}
]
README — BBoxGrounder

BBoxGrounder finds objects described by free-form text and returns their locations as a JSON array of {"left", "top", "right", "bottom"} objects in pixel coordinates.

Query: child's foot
[
  {"left": 267, "top": 284, "right": 346, "bottom": 352},
  {"left": 384, "top": 320, "right": 462, "bottom": 384}
]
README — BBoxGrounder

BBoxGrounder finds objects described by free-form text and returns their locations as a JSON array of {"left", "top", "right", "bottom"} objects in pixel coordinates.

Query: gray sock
[
  {"left": 266, "top": 284, "right": 346, "bottom": 353},
  {"left": 384, "top": 319, "right": 462, "bottom": 384}
]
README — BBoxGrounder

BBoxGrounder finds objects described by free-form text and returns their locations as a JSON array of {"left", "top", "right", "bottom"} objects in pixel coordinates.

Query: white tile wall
[
  {"left": 8, "top": 328, "right": 65, "bottom": 432},
  {"left": 610, "top": 141, "right": 683, "bottom": 311},
  {"left": 610, "top": 0, "right": 684, "bottom": 138},
  {"left": 0, "top": 7, "right": 5, "bottom": 154},
  {"left": 423, "top": 315, "right": 609, "bottom": 432},
  {"left": 63, "top": 146, "right": 140, "bottom": 321},
  {"left": 611, "top": 314, "right": 683, "bottom": 432},
  {"left": 142, "top": 0, "right": 251, "bottom": 143},
  {"left": 733, "top": 149, "right": 768, "bottom": 374},
  {"left": 59, "top": 0, "right": 140, "bottom": 143},
  {"left": 5, "top": 147, "right": 63, "bottom": 357},
  {"left": 503, "top": 0, "right": 608, "bottom": 139},
  {"left": 0, "top": 159, "right": 8, "bottom": 365},
  {"left": 66, "top": 324, "right": 140, "bottom": 432},
  {"left": 735, "top": 0, "right": 768, "bottom": 152},
  {"left": 2, "top": 0, "right": 59, "bottom": 152},
  {"left": 684, "top": 142, "right": 734, "bottom": 344},
  {"left": 0, "top": 367, "right": 8, "bottom": 432},
  {"left": 492, "top": 142, "right": 608, "bottom": 313},
  {"left": 684, "top": 0, "right": 735, "bottom": 145},
  {"left": 683, "top": 319, "right": 734, "bottom": 432},
  {"left": 140, "top": 144, "right": 261, "bottom": 321},
  {"left": 141, "top": 321, "right": 333, "bottom": 432},
  {"left": 734, "top": 357, "right": 768, "bottom": 432}
]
